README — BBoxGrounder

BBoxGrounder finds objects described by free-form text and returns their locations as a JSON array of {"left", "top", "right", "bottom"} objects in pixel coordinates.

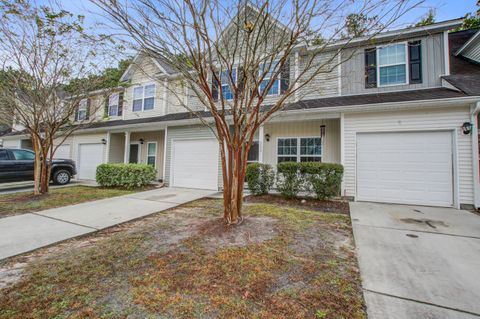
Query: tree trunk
[{"left": 221, "top": 145, "right": 247, "bottom": 225}]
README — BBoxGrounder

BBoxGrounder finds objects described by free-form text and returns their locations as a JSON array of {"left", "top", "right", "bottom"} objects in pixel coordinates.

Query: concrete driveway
[
  {"left": 0, "top": 187, "right": 216, "bottom": 260},
  {"left": 350, "top": 202, "right": 480, "bottom": 319}
]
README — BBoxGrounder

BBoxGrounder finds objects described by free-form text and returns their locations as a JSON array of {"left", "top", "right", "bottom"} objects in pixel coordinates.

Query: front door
[{"left": 129, "top": 144, "right": 140, "bottom": 163}]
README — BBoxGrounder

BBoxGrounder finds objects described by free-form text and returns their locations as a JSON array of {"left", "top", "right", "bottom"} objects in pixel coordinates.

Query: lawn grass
[
  {"left": 0, "top": 185, "right": 145, "bottom": 218},
  {"left": 0, "top": 199, "right": 365, "bottom": 319}
]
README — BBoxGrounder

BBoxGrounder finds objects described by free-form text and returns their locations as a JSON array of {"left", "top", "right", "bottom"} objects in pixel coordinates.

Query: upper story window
[
  {"left": 378, "top": 43, "right": 407, "bottom": 86},
  {"left": 76, "top": 99, "right": 88, "bottom": 121},
  {"left": 220, "top": 69, "right": 236, "bottom": 101},
  {"left": 365, "top": 40, "right": 422, "bottom": 88},
  {"left": 259, "top": 60, "right": 281, "bottom": 96},
  {"left": 108, "top": 93, "right": 120, "bottom": 116},
  {"left": 133, "top": 84, "right": 155, "bottom": 112}
]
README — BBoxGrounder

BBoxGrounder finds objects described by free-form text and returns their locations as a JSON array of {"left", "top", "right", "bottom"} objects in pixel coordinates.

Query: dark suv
[{"left": 0, "top": 148, "right": 77, "bottom": 185}]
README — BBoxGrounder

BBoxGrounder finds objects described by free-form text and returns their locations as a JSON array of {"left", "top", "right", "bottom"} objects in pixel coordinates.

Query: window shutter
[
  {"left": 365, "top": 48, "right": 377, "bottom": 88},
  {"left": 104, "top": 96, "right": 109, "bottom": 118},
  {"left": 280, "top": 59, "right": 290, "bottom": 94},
  {"left": 74, "top": 106, "right": 79, "bottom": 121},
  {"left": 85, "top": 98, "right": 90, "bottom": 120},
  {"left": 212, "top": 73, "right": 219, "bottom": 102},
  {"left": 408, "top": 40, "right": 422, "bottom": 84},
  {"left": 118, "top": 92, "right": 124, "bottom": 116},
  {"left": 237, "top": 66, "right": 245, "bottom": 94}
]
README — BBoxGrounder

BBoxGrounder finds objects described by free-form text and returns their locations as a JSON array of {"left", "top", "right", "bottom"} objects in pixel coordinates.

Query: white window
[
  {"left": 378, "top": 43, "right": 408, "bottom": 86},
  {"left": 132, "top": 84, "right": 155, "bottom": 112},
  {"left": 77, "top": 99, "right": 88, "bottom": 121},
  {"left": 147, "top": 142, "right": 157, "bottom": 167},
  {"left": 220, "top": 69, "right": 236, "bottom": 100},
  {"left": 277, "top": 137, "right": 322, "bottom": 163},
  {"left": 259, "top": 60, "right": 280, "bottom": 96},
  {"left": 108, "top": 93, "right": 119, "bottom": 116}
]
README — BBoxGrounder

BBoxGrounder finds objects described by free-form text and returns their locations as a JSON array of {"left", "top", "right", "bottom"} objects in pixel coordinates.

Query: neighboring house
[{"left": 2, "top": 17, "right": 480, "bottom": 210}]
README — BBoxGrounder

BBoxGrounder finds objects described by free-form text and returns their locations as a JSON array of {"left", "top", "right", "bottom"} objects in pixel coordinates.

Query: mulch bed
[{"left": 245, "top": 194, "right": 350, "bottom": 214}]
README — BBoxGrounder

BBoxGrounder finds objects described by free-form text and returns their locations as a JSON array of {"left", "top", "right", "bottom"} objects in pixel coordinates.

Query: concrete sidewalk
[
  {"left": 0, "top": 187, "right": 215, "bottom": 260},
  {"left": 350, "top": 202, "right": 480, "bottom": 319}
]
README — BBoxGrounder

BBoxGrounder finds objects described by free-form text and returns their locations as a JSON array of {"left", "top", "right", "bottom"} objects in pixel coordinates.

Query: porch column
[
  {"left": 104, "top": 131, "right": 111, "bottom": 163},
  {"left": 259, "top": 125, "right": 264, "bottom": 163},
  {"left": 340, "top": 113, "right": 345, "bottom": 197},
  {"left": 124, "top": 131, "right": 131, "bottom": 164}
]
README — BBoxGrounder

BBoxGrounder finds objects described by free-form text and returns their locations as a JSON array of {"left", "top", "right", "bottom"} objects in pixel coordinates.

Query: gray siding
[
  {"left": 164, "top": 125, "right": 222, "bottom": 189},
  {"left": 340, "top": 33, "right": 445, "bottom": 95}
]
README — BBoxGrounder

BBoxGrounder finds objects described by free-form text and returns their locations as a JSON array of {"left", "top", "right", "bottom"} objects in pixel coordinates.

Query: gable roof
[
  {"left": 443, "top": 28, "right": 480, "bottom": 95},
  {"left": 455, "top": 29, "right": 480, "bottom": 59},
  {"left": 120, "top": 51, "right": 174, "bottom": 82}
]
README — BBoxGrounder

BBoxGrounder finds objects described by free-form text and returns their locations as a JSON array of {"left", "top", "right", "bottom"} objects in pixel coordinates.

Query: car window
[
  {"left": 11, "top": 149, "right": 35, "bottom": 160},
  {"left": 0, "top": 150, "right": 9, "bottom": 160}
]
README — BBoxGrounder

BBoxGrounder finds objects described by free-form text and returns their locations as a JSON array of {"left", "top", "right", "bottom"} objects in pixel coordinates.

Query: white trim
[
  {"left": 129, "top": 142, "right": 141, "bottom": 163},
  {"left": 337, "top": 50, "right": 342, "bottom": 95},
  {"left": 471, "top": 102, "right": 480, "bottom": 208},
  {"left": 376, "top": 42, "right": 409, "bottom": 87},
  {"left": 452, "top": 128, "right": 460, "bottom": 209},
  {"left": 146, "top": 141, "right": 158, "bottom": 168},
  {"left": 162, "top": 126, "right": 168, "bottom": 180},
  {"left": 259, "top": 60, "right": 281, "bottom": 96},
  {"left": 444, "top": 31, "right": 450, "bottom": 75},
  {"left": 294, "top": 52, "right": 299, "bottom": 102}
]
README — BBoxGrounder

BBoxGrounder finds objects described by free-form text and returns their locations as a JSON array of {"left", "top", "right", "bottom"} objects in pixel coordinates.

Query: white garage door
[
  {"left": 77, "top": 143, "right": 104, "bottom": 180},
  {"left": 54, "top": 144, "right": 71, "bottom": 159},
  {"left": 356, "top": 131, "right": 453, "bottom": 207},
  {"left": 171, "top": 138, "right": 219, "bottom": 190}
]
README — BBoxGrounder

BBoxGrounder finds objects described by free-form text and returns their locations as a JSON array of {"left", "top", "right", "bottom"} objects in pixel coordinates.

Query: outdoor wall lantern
[
  {"left": 462, "top": 122, "right": 473, "bottom": 135},
  {"left": 139, "top": 138, "right": 144, "bottom": 144},
  {"left": 101, "top": 138, "right": 107, "bottom": 145},
  {"left": 265, "top": 133, "right": 270, "bottom": 142}
]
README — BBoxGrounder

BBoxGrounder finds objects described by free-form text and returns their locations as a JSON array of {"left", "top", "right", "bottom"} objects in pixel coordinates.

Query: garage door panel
[
  {"left": 172, "top": 139, "right": 218, "bottom": 190},
  {"left": 356, "top": 131, "right": 453, "bottom": 207},
  {"left": 78, "top": 143, "right": 104, "bottom": 180}
]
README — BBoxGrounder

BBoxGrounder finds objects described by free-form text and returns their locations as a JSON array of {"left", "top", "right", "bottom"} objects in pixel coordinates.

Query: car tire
[{"left": 53, "top": 169, "right": 71, "bottom": 185}]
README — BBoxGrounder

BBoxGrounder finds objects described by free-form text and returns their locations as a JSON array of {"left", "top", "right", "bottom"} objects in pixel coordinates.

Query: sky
[{"left": 47, "top": 0, "right": 479, "bottom": 66}]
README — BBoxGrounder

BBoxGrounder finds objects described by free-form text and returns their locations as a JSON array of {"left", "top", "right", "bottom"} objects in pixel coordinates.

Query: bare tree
[
  {"left": 92, "top": 0, "right": 419, "bottom": 224},
  {"left": 0, "top": 0, "right": 116, "bottom": 195}
]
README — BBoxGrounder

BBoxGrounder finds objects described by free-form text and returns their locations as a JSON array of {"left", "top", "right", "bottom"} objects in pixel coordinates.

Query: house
[{"left": 2, "top": 17, "right": 480, "bottom": 210}]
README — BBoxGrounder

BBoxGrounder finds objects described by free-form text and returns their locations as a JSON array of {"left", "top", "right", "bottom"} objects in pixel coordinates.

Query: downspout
[{"left": 471, "top": 101, "right": 480, "bottom": 209}]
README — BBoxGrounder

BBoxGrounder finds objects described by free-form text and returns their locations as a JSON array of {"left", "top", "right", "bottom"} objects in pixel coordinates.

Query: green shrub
[
  {"left": 276, "top": 162, "right": 303, "bottom": 198},
  {"left": 300, "top": 162, "right": 343, "bottom": 200},
  {"left": 245, "top": 163, "right": 275, "bottom": 195},
  {"left": 96, "top": 163, "right": 157, "bottom": 189}
]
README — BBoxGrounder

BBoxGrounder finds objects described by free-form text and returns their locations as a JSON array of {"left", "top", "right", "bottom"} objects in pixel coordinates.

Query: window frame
[
  {"left": 77, "top": 98, "right": 88, "bottom": 121},
  {"left": 132, "top": 83, "right": 156, "bottom": 112},
  {"left": 376, "top": 42, "right": 409, "bottom": 87},
  {"left": 146, "top": 141, "right": 157, "bottom": 168},
  {"left": 259, "top": 60, "right": 281, "bottom": 96},
  {"left": 220, "top": 68, "right": 237, "bottom": 101},
  {"left": 276, "top": 136, "right": 323, "bottom": 164},
  {"left": 108, "top": 92, "right": 120, "bottom": 117}
]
